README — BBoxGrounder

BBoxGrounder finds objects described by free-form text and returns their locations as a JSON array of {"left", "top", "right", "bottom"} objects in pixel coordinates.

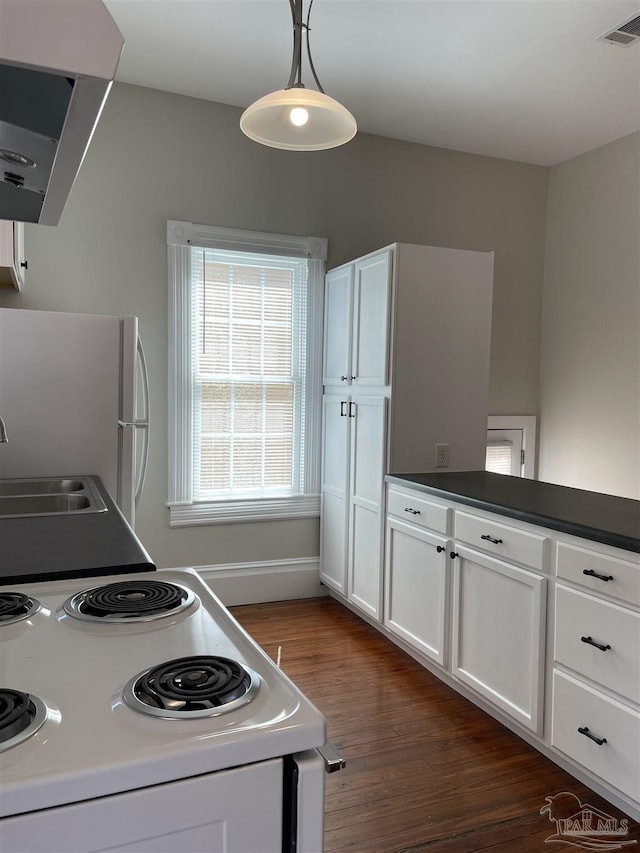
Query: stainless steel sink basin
[
  {"left": 0, "top": 478, "right": 85, "bottom": 497},
  {"left": 0, "top": 494, "right": 92, "bottom": 515},
  {"left": 0, "top": 476, "right": 107, "bottom": 519}
]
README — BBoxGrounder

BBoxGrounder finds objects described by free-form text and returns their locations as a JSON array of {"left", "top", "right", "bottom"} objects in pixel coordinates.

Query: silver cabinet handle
[{"left": 404, "top": 507, "right": 420, "bottom": 515}]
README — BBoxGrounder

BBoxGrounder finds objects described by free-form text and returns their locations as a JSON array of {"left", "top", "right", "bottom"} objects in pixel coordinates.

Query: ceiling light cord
[{"left": 285, "top": 0, "right": 324, "bottom": 93}]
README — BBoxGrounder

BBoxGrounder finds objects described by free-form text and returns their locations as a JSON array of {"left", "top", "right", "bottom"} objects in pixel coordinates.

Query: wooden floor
[{"left": 231, "top": 596, "right": 640, "bottom": 853}]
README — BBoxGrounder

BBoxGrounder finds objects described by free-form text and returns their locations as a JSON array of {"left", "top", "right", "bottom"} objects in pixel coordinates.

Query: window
[
  {"left": 167, "top": 221, "right": 327, "bottom": 526},
  {"left": 486, "top": 416, "right": 537, "bottom": 479}
]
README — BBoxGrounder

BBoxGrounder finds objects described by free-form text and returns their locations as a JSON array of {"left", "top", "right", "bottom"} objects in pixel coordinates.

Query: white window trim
[
  {"left": 488, "top": 415, "right": 537, "bottom": 479},
  {"left": 167, "top": 220, "right": 327, "bottom": 526}
]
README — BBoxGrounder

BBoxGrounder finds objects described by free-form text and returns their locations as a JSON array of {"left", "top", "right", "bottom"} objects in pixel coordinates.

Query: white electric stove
[{"left": 0, "top": 569, "right": 327, "bottom": 852}]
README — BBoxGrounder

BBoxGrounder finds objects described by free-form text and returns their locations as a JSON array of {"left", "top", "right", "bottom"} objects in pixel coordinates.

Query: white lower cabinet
[
  {"left": 319, "top": 396, "right": 350, "bottom": 596},
  {"left": 450, "top": 544, "right": 546, "bottom": 734},
  {"left": 384, "top": 517, "right": 448, "bottom": 666},
  {"left": 347, "top": 396, "right": 387, "bottom": 620},
  {"left": 319, "top": 394, "right": 387, "bottom": 620},
  {"left": 365, "top": 483, "right": 640, "bottom": 820},
  {"left": 551, "top": 540, "right": 640, "bottom": 814}
]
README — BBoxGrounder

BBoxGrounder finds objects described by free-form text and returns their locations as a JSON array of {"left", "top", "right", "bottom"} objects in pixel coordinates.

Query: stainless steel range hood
[{"left": 0, "top": 0, "right": 123, "bottom": 225}]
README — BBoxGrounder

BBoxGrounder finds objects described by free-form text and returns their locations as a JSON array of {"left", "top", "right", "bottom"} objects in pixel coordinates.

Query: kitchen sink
[
  {"left": 0, "top": 476, "right": 107, "bottom": 519},
  {"left": 0, "top": 478, "right": 85, "bottom": 497}
]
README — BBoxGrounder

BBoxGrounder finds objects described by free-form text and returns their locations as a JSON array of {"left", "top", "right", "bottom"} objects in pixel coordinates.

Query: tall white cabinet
[{"left": 319, "top": 242, "right": 494, "bottom": 619}]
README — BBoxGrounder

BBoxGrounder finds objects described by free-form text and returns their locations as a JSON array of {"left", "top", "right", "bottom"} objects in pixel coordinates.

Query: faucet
[{"left": 0, "top": 417, "right": 7, "bottom": 443}]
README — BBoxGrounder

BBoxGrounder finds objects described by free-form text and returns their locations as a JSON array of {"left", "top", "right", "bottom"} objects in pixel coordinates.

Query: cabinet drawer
[
  {"left": 387, "top": 487, "right": 450, "bottom": 534},
  {"left": 557, "top": 542, "right": 640, "bottom": 607},
  {"left": 555, "top": 584, "right": 640, "bottom": 704},
  {"left": 455, "top": 511, "right": 547, "bottom": 571},
  {"left": 552, "top": 670, "right": 640, "bottom": 803}
]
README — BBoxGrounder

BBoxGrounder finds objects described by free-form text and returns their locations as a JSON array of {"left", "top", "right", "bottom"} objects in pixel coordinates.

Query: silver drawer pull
[
  {"left": 318, "top": 741, "right": 346, "bottom": 773},
  {"left": 404, "top": 507, "right": 420, "bottom": 515},
  {"left": 580, "top": 635, "right": 611, "bottom": 652},
  {"left": 481, "top": 534, "right": 503, "bottom": 545},
  {"left": 578, "top": 726, "right": 607, "bottom": 746}
]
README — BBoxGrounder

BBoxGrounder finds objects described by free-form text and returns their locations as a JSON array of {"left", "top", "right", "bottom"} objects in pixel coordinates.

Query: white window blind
[
  {"left": 191, "top": 248, "right": 307, "bottom": 499},
  {"left": 485, "top": 440, "right": 514, "bottom": 475}
]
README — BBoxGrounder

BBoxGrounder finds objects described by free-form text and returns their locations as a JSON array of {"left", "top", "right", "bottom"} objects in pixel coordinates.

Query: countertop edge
[{"left": 386, "top": 474, "right": 640, "bottom": 555}]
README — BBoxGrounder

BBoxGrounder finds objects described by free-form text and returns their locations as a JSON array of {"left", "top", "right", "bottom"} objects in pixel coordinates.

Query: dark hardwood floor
[{"left": 231, "top": 596, "right": 640, "bottom": 853}]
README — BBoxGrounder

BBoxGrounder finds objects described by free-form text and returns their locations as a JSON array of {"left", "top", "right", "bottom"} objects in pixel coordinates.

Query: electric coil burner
[
  {"left": 63, "top": 579, "right": 196, "bottom": 623},
  {"left": 0, "top": 593, "right": 41, "bottom": 626},
  {"left": 0, "top": 689, "right": 47, "bottom": 753},
  {"left": 123, "top": 655, "right": 261, "bottom": 719}
]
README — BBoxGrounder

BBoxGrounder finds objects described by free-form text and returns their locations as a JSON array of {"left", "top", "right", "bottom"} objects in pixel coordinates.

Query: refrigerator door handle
[
  {"left": 133, "top": 333, "right": 150, "bottom": 507},
  {"left": 136, "top": 334, "right": 150, "bottom": 426}
]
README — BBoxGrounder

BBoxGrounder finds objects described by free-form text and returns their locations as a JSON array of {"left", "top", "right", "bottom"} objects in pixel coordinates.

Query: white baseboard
[{"left": 194, "top": 557, "right": 325, "bottom": 606}]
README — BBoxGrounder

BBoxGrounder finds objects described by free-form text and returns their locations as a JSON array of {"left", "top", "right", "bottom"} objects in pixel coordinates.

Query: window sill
[{"left": 168, "top": 495, "right": 321, "bottom": 527}]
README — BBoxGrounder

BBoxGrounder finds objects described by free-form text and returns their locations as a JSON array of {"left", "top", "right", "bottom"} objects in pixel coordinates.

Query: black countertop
[
  {"left": 0, "top": 475, "right": 155, "bottom": 585},
  {"left": 386, "top": 471, "right": 640, "bottom": 554}
]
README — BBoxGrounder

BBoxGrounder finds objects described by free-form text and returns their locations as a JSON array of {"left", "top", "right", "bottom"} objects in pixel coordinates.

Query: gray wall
[
  {"left": 4, "top": 83, "right": 549, "bottom": 568},
  {"left": 538, "top": 132, "right": 640, "bottom": 500}
]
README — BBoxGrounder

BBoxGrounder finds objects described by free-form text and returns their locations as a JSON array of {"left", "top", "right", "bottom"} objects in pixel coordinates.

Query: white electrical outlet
[{"left": 435, "top": 443, "right": 450, "bottom": 468}]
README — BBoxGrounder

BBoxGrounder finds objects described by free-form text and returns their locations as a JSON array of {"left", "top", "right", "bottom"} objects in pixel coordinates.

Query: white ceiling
[{"left": 104, "top": 0, "right": 640, "bottom": 166}]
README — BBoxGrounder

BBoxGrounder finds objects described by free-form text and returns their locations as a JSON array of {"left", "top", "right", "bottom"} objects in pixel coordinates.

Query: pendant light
[{"left": 240, "top": 0, "right": 357, "bottom": 151}]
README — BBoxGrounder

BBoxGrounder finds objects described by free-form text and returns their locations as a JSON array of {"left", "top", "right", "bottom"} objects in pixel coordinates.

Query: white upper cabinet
[
  {"left": 323, "top": 242, "right": 494, "bottom": 472},
  {"left": 351, "top": 250, "right": 392, "bottom": 387},
  {"left": 0, "top": 221, "right": 26, "bottom": 291},
  {"left": 323, "top": 248, "right": 392, "bottom": 388},
  {"left": 323, "top": 265, "right": 354, "bottom": 386}
]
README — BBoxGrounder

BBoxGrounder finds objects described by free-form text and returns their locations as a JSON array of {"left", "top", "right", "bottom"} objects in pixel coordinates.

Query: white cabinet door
[
  {"left": 348, "top": 395, "right": 387, "bottom": 620},
  {"left": 451, "top": 544, "right": 546, "bottom": 733},
  {"left": 322, "top": 264, "right": 354, "bottom": 387},
  {"left": 319, "top": 395, "right": 350, "bottom": 594},
  {"left": 351, "top": 249, "right": 391, "bottom": 387},
  {"left": 384, "top": 517, "right": 449, "bottom": 665},
  {"left": 0, "top": 221, "right": 25, "bottom": 291}
]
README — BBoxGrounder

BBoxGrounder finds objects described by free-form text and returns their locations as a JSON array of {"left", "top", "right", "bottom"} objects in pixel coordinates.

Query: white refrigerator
[{"left": 0, "top": 308, "right": 149, "bottom": 527}]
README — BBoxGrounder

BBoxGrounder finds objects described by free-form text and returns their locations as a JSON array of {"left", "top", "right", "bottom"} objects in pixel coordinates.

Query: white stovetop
[{"left": 0, "top": 569, "right": 325, "bottom": 818}]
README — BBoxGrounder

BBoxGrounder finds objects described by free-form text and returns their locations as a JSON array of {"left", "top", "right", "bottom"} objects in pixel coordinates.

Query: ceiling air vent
[{"left": 598, "top": 13, "right": 640, "bottom": 47}]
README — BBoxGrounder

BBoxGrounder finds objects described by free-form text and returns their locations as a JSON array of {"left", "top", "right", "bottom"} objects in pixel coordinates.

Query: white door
[
  {"left": 319, "top": 395, "right": 351, "bottom": 595},
  {"left": 348, "top": 395, "right": 387, "bottom": 620},
  {"left": 384, "top": 518, "right": 449, "bottom": 665},
  {"left": 351, "top": 250, "right": 391, "bottom": 387},
  {"left": 322, "top": 265, "right": 353, "bottom": 387},
  {"left": 451, "top": 544, "right": 546, "bottom": 733}
]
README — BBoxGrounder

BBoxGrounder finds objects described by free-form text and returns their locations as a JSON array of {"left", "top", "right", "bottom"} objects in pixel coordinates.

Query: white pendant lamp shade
[
  {"left": 240, "top": 87, "right": 357, "bottom": 151},
  {"left": 240, "top": 0, "right": 357, "bottom": 152}
]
